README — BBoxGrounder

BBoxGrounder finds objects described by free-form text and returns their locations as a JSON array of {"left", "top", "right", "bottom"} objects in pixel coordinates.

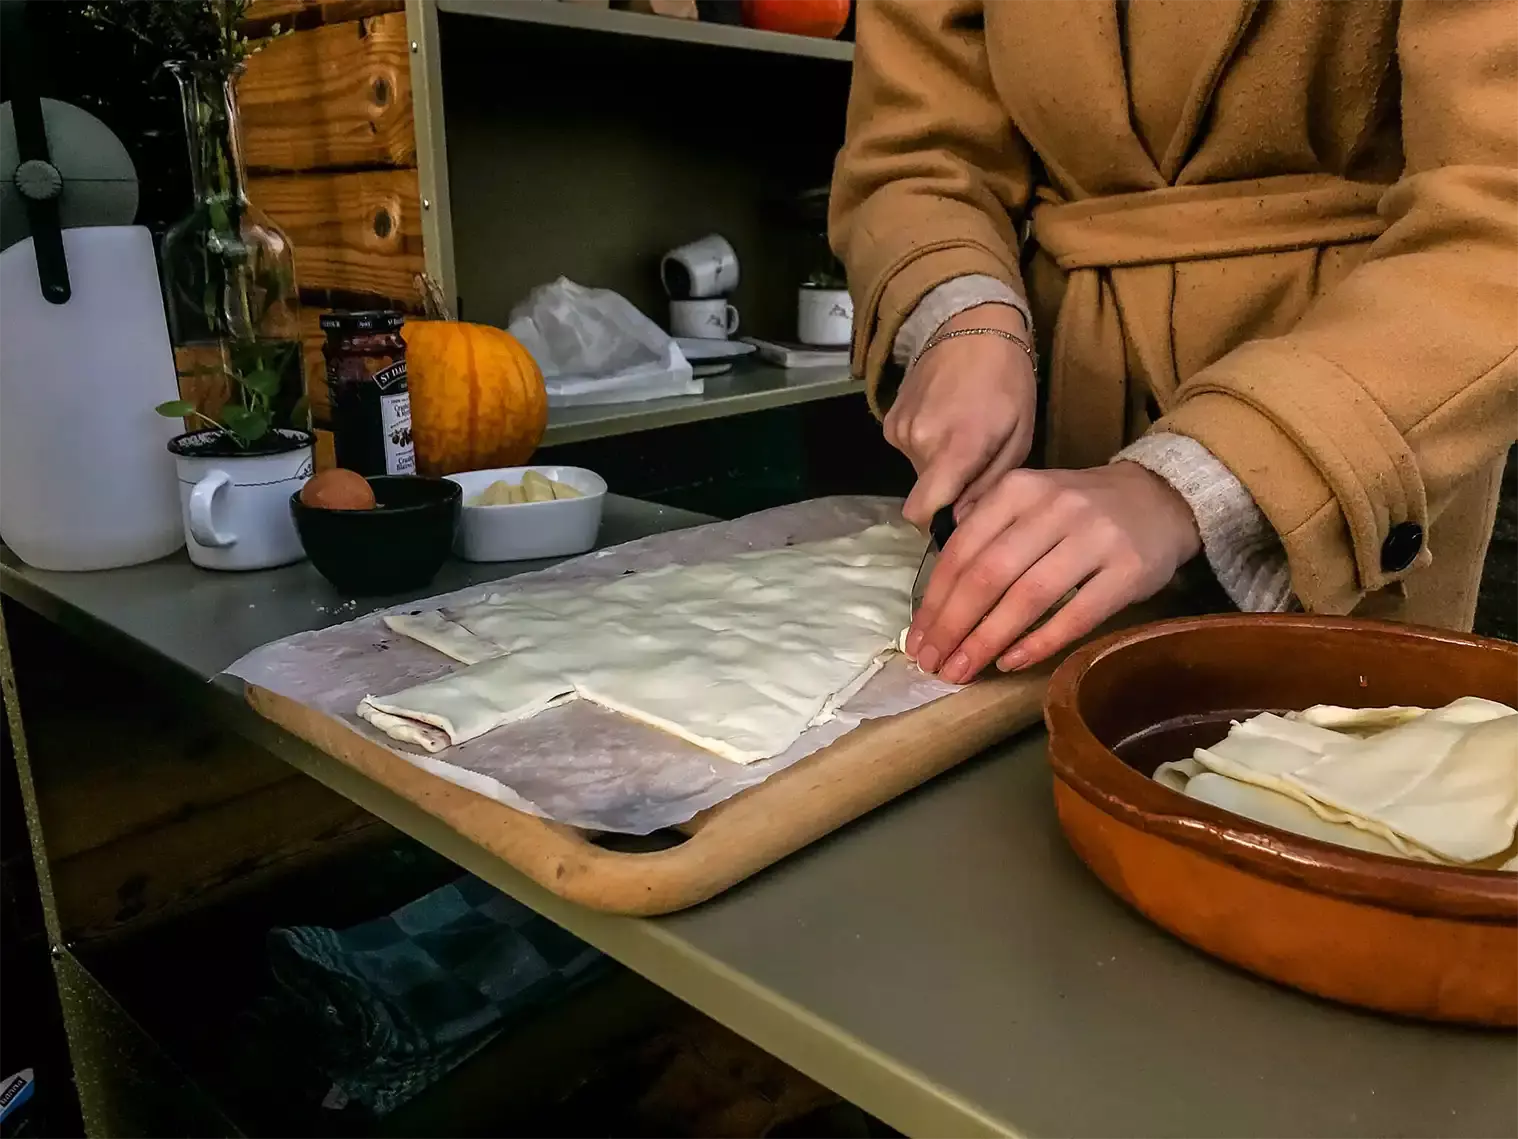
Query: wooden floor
[{"left": 1475, "top": 446, "right": 1517, "bottom": 643}]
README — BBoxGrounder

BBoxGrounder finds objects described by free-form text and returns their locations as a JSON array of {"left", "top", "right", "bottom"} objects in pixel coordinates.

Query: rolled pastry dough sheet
[
  {"left": 1188, "top": 698, "right": 1518, "bottom": 865},
  {"left": 361, "top": 523, "right": 923, "bottom": 764}
]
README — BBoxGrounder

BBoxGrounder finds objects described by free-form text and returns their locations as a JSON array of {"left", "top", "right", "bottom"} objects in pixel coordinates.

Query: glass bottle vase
[{"left": 160, "top": 61, "right": 306, "bottom": 445}]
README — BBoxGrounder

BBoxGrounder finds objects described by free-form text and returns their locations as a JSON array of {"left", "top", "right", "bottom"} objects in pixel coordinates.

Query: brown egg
[{"left": 300, "top": 468, "right": 377, "bottom": 511}]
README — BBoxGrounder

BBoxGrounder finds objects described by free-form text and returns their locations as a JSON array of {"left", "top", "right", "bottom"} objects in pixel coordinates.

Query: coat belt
[{"left": 1029, "top": 174, "right": 1387, "bottom": 469}]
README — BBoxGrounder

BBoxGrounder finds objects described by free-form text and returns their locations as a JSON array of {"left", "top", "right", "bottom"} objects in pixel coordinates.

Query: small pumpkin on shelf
[
  {"left": 740, "top": 0, "right": 849, "bottom": 39},
  {"left": 403, "top": 275, "right": 549, "bottom": 478}
]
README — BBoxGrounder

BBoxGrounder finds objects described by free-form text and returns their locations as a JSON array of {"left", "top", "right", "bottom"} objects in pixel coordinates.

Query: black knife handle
[{"left": 929, "top": 505, "right": 956, "bottom": 550}]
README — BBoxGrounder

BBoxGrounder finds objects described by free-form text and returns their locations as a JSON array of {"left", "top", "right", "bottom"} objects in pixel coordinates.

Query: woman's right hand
[{"left": 884, "top": 303, "right": 1038, "bottom": 527}]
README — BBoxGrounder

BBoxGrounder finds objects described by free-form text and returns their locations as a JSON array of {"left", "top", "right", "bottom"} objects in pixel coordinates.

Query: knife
[{"left": 909, "top": 505, "right": 956, "bottom": 622}]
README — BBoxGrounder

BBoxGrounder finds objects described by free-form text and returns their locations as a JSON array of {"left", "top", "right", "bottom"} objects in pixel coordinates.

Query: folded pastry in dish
[
  {"left": 1155, "top": 697, "right": 1518, "bottom": 868},
  {"left": 359, "top": 523, "right": 923, "bottom": 764}
]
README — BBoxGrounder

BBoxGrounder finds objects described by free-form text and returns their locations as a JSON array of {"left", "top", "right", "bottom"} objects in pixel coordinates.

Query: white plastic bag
[{"left": 507, "top": 277, "right": 700, "bottom": 407}]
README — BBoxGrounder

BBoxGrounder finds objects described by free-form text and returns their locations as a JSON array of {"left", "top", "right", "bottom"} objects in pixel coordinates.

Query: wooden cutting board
[{"left": 246, "top": 664, "right": 1054, "bottom": 915}]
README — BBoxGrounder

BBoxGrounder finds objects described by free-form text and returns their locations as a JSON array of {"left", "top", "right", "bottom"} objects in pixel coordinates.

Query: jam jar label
[{"left": 372, "top": 360, "right": 416, "bottom": 475}]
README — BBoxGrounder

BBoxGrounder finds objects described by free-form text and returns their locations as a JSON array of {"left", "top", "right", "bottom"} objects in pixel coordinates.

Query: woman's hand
[
  {"left": 905, "top": 463, "right": 1202, "bottom": 683},
  {"left": 885, "top": 304, "right": 1037, "bottom": 527}
]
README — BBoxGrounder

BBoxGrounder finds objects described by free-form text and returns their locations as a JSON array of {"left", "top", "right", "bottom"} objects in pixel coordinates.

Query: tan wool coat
[{"left": 830, "top": 0, "right": 1518, "bottom": 631}]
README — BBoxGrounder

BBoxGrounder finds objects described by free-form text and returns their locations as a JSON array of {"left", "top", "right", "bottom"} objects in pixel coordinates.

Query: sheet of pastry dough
[
  {"left": 1296, "top": 698, "right": 1513, "bottom": 729},
  {"left": 1191, "top": 698, "right": 1518, "bottom": 864},
  {"left": 364, "top": 523, "right": 921, "bottom": 763},
  {"left": 1159, "top": 753, "right": 1445, "bottom": 862},
  {"left": 1155, "top": 754, "right": 1442, "bottom": 862},
  {"left": 1181, "top": 771, "right": 1417, "bottom": 861},
  {"left": 1290, "top": 705, "right": 1427, "bottom": 735},
  {"left": 1288, "top": 706, "right": 1518, "bottom": 864}
]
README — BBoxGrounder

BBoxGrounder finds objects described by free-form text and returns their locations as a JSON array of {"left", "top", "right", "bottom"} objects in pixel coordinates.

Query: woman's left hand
[{"left": 905, "top": 462, "right": 1203, "bottom": 684}]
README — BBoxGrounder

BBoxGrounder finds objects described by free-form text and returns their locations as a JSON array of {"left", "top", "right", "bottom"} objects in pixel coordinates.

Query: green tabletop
[{"left": 3, "top": 496, "right": 1513, "bottom": 1138}]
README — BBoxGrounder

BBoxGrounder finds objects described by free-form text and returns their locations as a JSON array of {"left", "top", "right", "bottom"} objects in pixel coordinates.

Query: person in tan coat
[{"left": 830, "top": 0, "right": 1517, "bottom": 686}]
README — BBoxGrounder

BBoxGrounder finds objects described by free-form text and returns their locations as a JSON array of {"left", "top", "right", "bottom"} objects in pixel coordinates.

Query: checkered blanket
[{"left": 267, "top": 875, "right": 606, "bottom": 1116}]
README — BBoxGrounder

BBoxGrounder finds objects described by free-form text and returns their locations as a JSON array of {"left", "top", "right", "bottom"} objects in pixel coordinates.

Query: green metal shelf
[
  {"left": 542, "top": 363, "right": 861, "bottom": 447},
  {"left": 435, "top": 0, "right": 855, "bottom": 62}
]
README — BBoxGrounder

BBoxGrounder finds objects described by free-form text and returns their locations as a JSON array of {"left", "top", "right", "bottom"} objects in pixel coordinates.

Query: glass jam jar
[{"left": 319, "top": 310, "right": 416, "bottom": 477}]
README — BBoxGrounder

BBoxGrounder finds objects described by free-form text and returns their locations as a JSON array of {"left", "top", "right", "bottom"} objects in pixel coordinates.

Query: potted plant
[
  {"left": 798, "top": 255, "right": 852, "bottom": 348},
  {"left": 157, "top": 353, "right": 309, "bottom": 460},
  {"left": 156, "top": 352, "right": 314, "bottom": 573},
  {"left": 803, "top": 261, "right": 847, "bottom": 290},
  {"left": 85, "top": 0, "right": 309, "bottom": 442},
  {"left": 153, "top": 304, "right": 313, "bottom": 572},
  {"left": 84, "top": 1, "right": 314, "bottom": 569}
]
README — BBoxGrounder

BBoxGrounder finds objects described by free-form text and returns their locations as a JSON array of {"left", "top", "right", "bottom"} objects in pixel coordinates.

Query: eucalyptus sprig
[{"left": 80, "top": 0, "right": 285, "bottom": 71}]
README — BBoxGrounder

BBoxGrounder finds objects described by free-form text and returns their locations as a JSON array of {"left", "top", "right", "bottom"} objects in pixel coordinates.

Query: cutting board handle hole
[{"left": 589, "top": 829, "right": 689, "bottom": 854}]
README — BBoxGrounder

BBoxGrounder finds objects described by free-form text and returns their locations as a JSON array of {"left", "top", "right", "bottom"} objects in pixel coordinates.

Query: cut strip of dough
[
  {"left": 359, "top": 655, "right": 575, "bottom": 752},
  {"left": 385, "top": 612, "right": 506, "bottom": 665}
]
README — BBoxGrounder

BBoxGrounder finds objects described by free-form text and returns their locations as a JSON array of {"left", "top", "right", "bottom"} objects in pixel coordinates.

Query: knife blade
[{"left": 909, "top": 505, "right": 956, "bottom": 621}]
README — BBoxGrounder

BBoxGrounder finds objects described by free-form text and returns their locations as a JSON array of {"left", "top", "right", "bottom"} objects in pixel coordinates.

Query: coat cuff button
[{"left": 1380, "top": 521, "right": 1424, "bottom": 573}]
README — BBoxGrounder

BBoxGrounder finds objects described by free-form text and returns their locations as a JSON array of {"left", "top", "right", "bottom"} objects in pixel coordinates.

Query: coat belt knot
[{"left": 1030, "top": 174, "right": 1386, "bottom": 468}]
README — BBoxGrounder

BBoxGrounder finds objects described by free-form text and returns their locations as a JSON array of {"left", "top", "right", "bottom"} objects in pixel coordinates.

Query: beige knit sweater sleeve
[{"left": 892, "top": 277, "right": 1293, "bottom": 613}]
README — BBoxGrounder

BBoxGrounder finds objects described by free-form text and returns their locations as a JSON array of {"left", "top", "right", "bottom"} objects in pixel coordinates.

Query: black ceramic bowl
[{"left": 291, "top": 475, "right": 461, "bottom": 596}]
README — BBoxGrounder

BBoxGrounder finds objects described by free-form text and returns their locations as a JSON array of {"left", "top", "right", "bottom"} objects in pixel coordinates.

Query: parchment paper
[{"left": 228, "top": 497, "right": 960, "bottom": 834}]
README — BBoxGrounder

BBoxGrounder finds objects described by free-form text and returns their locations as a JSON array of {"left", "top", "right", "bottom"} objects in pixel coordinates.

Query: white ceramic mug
[
  {"left": 671, "top": 298, "right": 740, "bottom": 340},
  {"left": 169, "top": 428, "right": 313, "bottom": 571},
  {"left": 797, "top": 286, "right": 853, "bottom": 347},
  {"left": 661, "top": 234, "right": 740, "bottom": 299}
]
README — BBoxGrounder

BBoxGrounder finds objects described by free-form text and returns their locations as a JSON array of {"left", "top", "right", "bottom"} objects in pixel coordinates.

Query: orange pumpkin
[
  {"left": 741, "top": 0, "right": 849, "bottom": 38},
  {"left": 402, "top": 320, "right": 548, "bottom": 477}
]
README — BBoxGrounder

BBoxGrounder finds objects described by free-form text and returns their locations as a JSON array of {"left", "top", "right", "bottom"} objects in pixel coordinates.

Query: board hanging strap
[{"left": 1, "top": 0, "right": 71, "bottom": 304}]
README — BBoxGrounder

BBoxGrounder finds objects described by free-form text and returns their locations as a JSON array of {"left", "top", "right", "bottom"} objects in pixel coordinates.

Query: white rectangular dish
[{"left": 445, "top": 465, "right": 607, "bottom": 562}]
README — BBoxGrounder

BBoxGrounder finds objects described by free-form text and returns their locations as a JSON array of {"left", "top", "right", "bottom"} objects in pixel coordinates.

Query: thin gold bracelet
[{"left": 912, "top": 326, "right": 1038, "bottom": 372}]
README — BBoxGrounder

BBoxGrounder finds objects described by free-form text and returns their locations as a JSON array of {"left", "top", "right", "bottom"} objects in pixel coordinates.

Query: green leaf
[
  {"left": 238, "top": 367, "right": 281, "bottom": 398},
  {"left": 222, "top": 405, "right": 270, "bottom": 443},
  {"left": 155, "top": 400, "right": 199, "bottom": 418},
  {"left": 289, "top": 395, "right": 312, "bottom": 431},
  {"left": 208, "top": 199, "right": 231, "bottom": 235}
]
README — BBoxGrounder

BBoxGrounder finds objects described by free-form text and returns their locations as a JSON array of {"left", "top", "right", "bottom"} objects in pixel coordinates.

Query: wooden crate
[{"left": 241, "top": 0, "right": 423, "bottom": 470}]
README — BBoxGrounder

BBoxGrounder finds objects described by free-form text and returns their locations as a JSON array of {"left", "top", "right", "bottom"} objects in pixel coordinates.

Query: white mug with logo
[
  {"left": 661, "top": 234, "right": 740, "bottom": 299},
  {"left": 797, "top": 286, "right": 853, "bottom": 347},
  {"left": 168, "top": 428, "right": 313, "bottom": 571},
  {"left": 671, "top": 298, "right": 740, "bottom": 340}
]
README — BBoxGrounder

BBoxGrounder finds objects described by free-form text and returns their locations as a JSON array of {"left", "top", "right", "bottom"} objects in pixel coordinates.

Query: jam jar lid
[{"left": 319, "top": 309, "right": 405, "bottom": 335}]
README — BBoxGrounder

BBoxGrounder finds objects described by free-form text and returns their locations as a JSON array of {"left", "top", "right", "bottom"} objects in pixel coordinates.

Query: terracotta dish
[{"left": 1044, "top": 614, "right": 1518, "bottom": 1026}]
